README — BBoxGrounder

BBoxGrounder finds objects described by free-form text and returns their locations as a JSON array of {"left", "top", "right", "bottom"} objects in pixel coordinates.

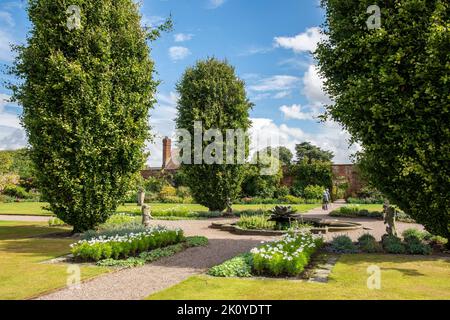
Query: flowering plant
[
  {"left": 251, "top": 231, "right": 322, "bottom": 276},
  {"left": 71, "top": 226, "right": 184, "bottom": 261}
]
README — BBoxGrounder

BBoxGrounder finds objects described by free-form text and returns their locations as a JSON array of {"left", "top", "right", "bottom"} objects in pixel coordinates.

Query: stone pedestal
[{"left": 142, "top": 204, "right": 152, "bottom": 227}]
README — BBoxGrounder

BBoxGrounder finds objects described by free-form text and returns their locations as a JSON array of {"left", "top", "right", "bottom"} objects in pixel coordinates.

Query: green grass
[
  {"left": 148, "top": 254, "right": 450, "bottom": 300},
  {"left": 342, "top": 204, "right": 384, "bottom": 212},
  {"left": 0, "top": 220, "right": 109, "bottom": 299},
  {"left": 0, "top": 202, "right": 320, "bottom": 217}
]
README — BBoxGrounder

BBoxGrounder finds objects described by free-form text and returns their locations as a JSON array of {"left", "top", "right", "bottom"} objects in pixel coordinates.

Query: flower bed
[
  {"left": 208, "top": 231, "right": 323, "bottom": 278},
  {"left": 252, "top": 232, "right": 323, "bottom": 276},
  {"left": 71, "top": 226, "right": 184, "bottom": 261},
  {"left": 330, "top": 205, "right": 414, "bottom": 223}
]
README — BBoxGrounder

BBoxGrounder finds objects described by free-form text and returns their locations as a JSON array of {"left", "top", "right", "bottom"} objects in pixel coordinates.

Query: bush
[
  {"left": 0, "top": 195, "right": 17, "bottom": 203},
  {"left": 159, "top": 185, "right": 177, "bottom": 199},
  {"left": 72, "top": 226, "right": 184, "bottom": 261},
  {"left": 357, "top": 234, "right": 382, "bottom": 253},
  {"left": 303, "top": 185, "right": 324, "bottom": 200},
  {"left": 278, "top": 195, "right": 305, "bottom": 204},
  {"left": 330, "top": 206, "right": 414, "bottom": 223},
  {"left": 402, "top": 228, "right": 429, "bottom": 241},
  {"left": 329, "top": 235, "right": 358, "bottom": 253},
  {"left": 274, "top": 186, "right": 290, "bottom": 198},
  {"left": 48, "top": 217, "right": 67, "bottom": 227},
  {"left": 252, "top": 231, "right": 322, "bottom": 277},
  {"left": 404, "top": 237, "right": 432, "bottom": 255},
  {"left": 346, "top": 197, "right": 384, "bottom": 204},
  {"left": 382, "top": 235, "right": 406, "bottom": 254},
  {"left": 236, "top": 215, "right": 276, "bottom": 230},
  {"left": 2, "top": 185, "right": 31, "bottom": 199},
  {"left": 176, "top": 186, "right": 191, "bottom": 199},
  {"left": 207, "top": 253, "right": 253, "bottom": 277},
  {"left": 186, "top": 236, "right": 209, "bottom": 247}
]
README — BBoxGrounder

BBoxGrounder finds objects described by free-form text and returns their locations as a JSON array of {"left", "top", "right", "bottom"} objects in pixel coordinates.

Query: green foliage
[
  {"left": 290, "top": 160, "right": 332, "bottom": 195},
  {"left": 329, "top": 235, "right": 358, "bottom": 253},
  {"left": 9, "top": 1, "right": 165, "bottom": 232},
  {"left": 295, "top": 142, "right": 333, "bottom": 164},
  {"left": 0, "top": 149, "right": 34, "bottom": 179},
  {"left": 330, "top": 205, "right": 415, "bottom": 223},
  {"left": 404, "top": 236, "right": 432, "bottom": 255},
  {"left": 260, "top": 146, "right": 293, "bottom": 165},
  {"left": 207, "top": 253, "right": 253, "bottom": 278},
  {"left": 269, "top": 205, "right": 297, "bottom": 230},
  {"left": 346, "top": 197, "right": 384, "bottom": 205},
  {"left": 175, "top": 58, "right": 252, "bottom": 211},
  {"left": 316, "top": 0, "right": 450, "bottom": 241},
  {"left": 382, "top": 235, "right": 406, "bottom": 254},
  {"left": 241, "top": 155, "right": 283, "bottom": 199},
  {"left": 2, "top": 185, "right": 31, "bottom": 199},
  {"left": 72, "top": 227, "right": 184, "bottom": 261},
  {"left": 402, "top": 228, "right": 429, "bottom": 241},
  {"left": 274, "top": 185, "right": 290, "bottom": 199},
  {"left": 236, "top": 215, "right": 276, "bottom": 230},
  {"left": 185, "top": 236, "right": 209, "bottom": 247},
  {"left": 252, "top": 232, "right": 322, "bottom": 277},
  {"left": 48, "top": 217, "right": 67, "bottom": 227},
  {"left": 303, "top": 185, "right": 324, "bottom": 200},
  {"left": 357, "top": 234, "right": 382, "bottom": 253}
]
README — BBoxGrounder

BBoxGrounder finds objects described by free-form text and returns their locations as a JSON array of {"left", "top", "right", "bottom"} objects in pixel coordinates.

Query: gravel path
[{"left": 35, "top": 202, "right": 423, "bottom": 300}]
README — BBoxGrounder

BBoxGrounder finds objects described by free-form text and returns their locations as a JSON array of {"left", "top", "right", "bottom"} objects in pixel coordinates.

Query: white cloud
[
  {"left": 249, "top": 75, "right": 300, "bottom": 92},
  {"left": 250, "top": 118, "right": 360, "bottom": 164},
  {"left": 174, "top": 33, "right": 193, "bottom": 42},
  {"left": 0, "top": 29, "right": 15, "bottom": 62},
  {"left": 169, "top": 46, "right": 191, "bottom": 61},
  {"left": 141, "top": 15, "right": 166, "bottom": 28},
  {"left": 280, "top": 104, "right": 316, "bottom": 121},
  {"left": 0, "top": 11, "right": 15, "bottom": 27},
  {"left": 302, "top": 64, "right": 333, "bottom": 106},
  {"left": 274, "top": 27, "right": 326, "bottom": 53},
  {"left": 0, "top": 94, "right": 26, "bottom": 150},
  {"left": 208, "top": 0, "right": 226, "bottom": 9}
]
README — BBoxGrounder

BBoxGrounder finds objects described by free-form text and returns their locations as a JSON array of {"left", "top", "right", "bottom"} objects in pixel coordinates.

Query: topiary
[
  {"left": 382, "top": 235, "right": 406, "bottom": 254},
  {"left": 329, "top": 235, "right": 358, "bottom": 253}
]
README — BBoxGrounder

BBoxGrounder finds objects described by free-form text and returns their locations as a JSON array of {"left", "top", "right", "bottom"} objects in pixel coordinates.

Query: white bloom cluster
[
  {"left": 70, "top": 226, "right": 182, "bottom": 248},
  {"left": 250, "top": 231, "right": 320, "bottom": 262}
]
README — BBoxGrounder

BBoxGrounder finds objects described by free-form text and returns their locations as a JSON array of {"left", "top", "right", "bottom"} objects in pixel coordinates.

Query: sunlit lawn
[
  {"left": 148, "top": 254, "right": 450, "bottom": 300},
  {"left": 0, "top": 221, "right": 110, "bottom": 299},
  {"left": 0, "top": 202, "right": 320, "bottom": 216}
]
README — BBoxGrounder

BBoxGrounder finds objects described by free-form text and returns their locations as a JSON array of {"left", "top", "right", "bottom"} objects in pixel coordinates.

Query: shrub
[
  {"left": 252, "top": 231, "right": 322, "bottom": 277},
  {"left": 158, "top": 185, "right": 177, "bottom": 200},
  {"left": 278, "top": 195, "right": 305, "bottom": 204},
  {"left": 0, "top": 195, "right": 17, "bottom": 203},
  {"left": 2, "top": 185, "right": 30, "bottom": 199},
  {"left": 207, "top": 253, "right": 253, "bottom": 277},
  {"left": 329, "top": 235, "right": 358, "bottom": 253},
  {"left": 236, "top": 215, "right": 275, "bottom": 230},
  {"left": 402, "top": 228, "right": 429, "bottom": 241},
  {"left": 357, "top": 234, "right": 382, "bottom": 253},
  {"left": 72, "top": 226, "right": 184, "bottom": 261},
  {"left": 303, "top": 185, "right": 324, "bottom": 200},
  {"left": 404, "top": 237, "right": 432, "bottom": 255},
  {"left": 274, "top": 186, "right": 290, "bottom": 198},
  {"left": 176, "top": 186, "right": 191, "bottom": 199},
  {"left": 382, "top": 235, "right": 406, "bottom": 254}
]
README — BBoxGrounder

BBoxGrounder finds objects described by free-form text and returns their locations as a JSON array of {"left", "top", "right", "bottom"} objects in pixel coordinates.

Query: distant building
[{"left": 141, "top": 137, "right": 363, "bottom": 196}]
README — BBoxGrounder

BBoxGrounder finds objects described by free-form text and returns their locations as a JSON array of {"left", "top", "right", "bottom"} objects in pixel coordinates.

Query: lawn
[
  {"left": 148, "top": 254, "right": 450, "bottom": 300},
  {"left": 0, "top": 202, "right": 320, "bottom": 216},
  {"left": 0, "top": 220, "right": 110, "bottom": 299}
]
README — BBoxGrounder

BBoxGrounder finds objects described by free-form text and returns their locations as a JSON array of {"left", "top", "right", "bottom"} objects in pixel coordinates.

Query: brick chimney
[{"left": 162, "top": 137, "right": 172, "bottom": 168}]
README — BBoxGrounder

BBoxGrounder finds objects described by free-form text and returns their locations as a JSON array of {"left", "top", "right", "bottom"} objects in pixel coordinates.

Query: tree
[
  {"left": 261, "top": 146, "right": 293, "bottom": 165},
  {"left": 175, "top": 58, "right": 252, "bottom": 211},
  {"left": 241, "top": 154, "right": 283, "bottom": 198},
  {"left": 295, "top": 142, "right": 334, "bottom": 164},
  {"left": 9, "top": 0, "right": 168, "bottom": 232},
  {"left": 316, "top": 0, "right": 449, "bottom": 241},
  {"left": 290, "top": 160, "right": 332, "bottom": 196}
]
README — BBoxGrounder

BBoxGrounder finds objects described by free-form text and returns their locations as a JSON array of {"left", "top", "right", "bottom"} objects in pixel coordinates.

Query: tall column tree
[
  {"left": 316, "top": 0, "right": 449, "bottom": 241},
  {"left": 9, "top": 0, "right": 168, "bottom": 232},
  {"left": 176, "top": 58, "right": 253, "bottom": 212}
]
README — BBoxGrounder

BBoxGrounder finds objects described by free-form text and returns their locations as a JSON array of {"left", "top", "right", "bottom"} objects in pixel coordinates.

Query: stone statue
[
  {"left": 225, "top": 197, "right": 233, "bottom": 216},
  {"left": 137, "top": 188, "right": 145, "bottom": 206},
  {"left": 142, "top": 204, "right": 152, "bottom": 227},
  {"left": 383, "top": 200, "right": 397, "bottom": 237}
]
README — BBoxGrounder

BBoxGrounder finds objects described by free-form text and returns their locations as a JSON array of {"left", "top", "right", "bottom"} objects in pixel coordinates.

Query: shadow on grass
[{"left": 0, "top": 224, "right": 69, "bottom": 240}]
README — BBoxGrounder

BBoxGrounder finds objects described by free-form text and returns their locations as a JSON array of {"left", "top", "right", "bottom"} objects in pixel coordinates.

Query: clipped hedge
[
  {"left": 330, "top": 206, "right": 415, "bottom": 223},
  {"left": 71, "top": 226, "right": 184, "bottom": 261}
]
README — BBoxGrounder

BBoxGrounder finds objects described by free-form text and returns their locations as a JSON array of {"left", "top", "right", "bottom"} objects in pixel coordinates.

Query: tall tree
[
  {"left": 316, "top": 0, "right": 449, "bottom": 241},
  {"left": 261, "top": 146, "right": 293, "bottom": 165},
  {"left": 9, "top": 0, "right": 168, "bottom": 232},
  {"left": 295, "top": 142, "right": 334, "bottom": 164},
  {"left": 176, "top": 58, "right": 252, "bottom": 211}
]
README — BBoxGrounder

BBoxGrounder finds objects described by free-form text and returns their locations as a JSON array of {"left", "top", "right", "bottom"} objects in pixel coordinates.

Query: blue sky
[{"left": 0, "top": 0, "right": 360, "bottom": 166}]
